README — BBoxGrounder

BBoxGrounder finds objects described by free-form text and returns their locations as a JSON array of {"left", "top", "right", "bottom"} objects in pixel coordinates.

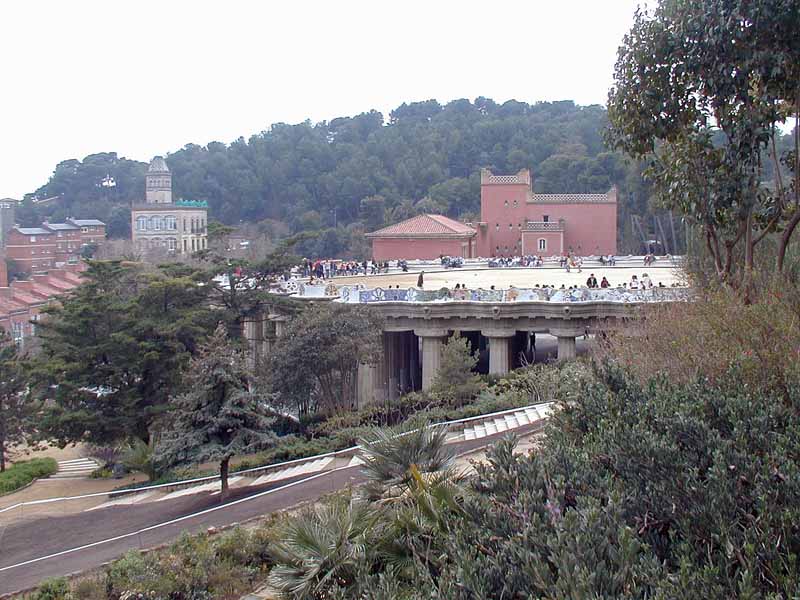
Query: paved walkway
[
  {"left": 332, "top": 265, "right": 683, "bottom": 291},
  {"left": 0, "top": 424, "right": 544, "bottom": 595}
]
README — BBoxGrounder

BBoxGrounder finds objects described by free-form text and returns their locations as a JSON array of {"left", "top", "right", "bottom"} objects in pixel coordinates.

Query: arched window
[
  {"left": 165, "top": 215, "right": 177, "bottom": 230},
  {"left": 167, "top": 238, "right": 177, "bottom": 251},
  {"left": 538, "top": 238, "right": 547, "bottom": 251},
  {"left": 136, "top": 216, "right": 147, "bottom": 231}
]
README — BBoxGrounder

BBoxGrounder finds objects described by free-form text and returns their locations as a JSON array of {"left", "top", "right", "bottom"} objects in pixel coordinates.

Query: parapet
[{"left": 480, "top": 169, "right": 532, "bottom": 187}]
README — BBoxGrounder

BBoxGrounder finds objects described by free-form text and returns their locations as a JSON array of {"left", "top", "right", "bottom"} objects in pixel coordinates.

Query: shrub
[
  {"left": 0, "top": 458, "right": 58, "bottom": 494},
  {"left": 29, "top": 578, "right": 70, "bottom": 600},
  {"left": 106, "top": 528, "right": 265, "bottom": 599},
  {"left": 384, "top": 366, "right": 800, "bottom": 598},
  {"left": 593, "top": 281, "right": 800, "bottom": 396}
]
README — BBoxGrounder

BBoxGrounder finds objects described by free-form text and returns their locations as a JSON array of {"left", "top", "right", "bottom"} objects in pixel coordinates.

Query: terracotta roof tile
[{"left": 366, "top": 214, "right": 476, "bottom": 238}]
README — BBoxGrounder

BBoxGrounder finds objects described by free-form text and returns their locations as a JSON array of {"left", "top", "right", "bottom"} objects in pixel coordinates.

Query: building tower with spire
[{"left": 131, "top": 156, "right": 208, "bottom": 256}]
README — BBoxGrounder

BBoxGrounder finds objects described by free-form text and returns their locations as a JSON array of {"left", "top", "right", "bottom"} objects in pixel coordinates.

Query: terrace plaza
[{"left": 248, "top": 260, "right": 687, "bottom": 408}]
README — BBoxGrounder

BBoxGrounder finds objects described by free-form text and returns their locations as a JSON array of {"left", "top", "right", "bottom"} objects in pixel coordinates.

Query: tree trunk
[
  {"left": 220, "top": 457, "right": 230, "bottom": 502},
  {"left": 743, "top": 208, "right": 755, "bottom": 304}
]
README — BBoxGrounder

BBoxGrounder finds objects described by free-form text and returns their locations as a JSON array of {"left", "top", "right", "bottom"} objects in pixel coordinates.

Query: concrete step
[
  {"left": 494, "top": 418, "right": 508, "bottom": 432},
  {"left": 473, "top": 424, "right": 487, "bottom": 439},
  {"left": 484, "top": 421, "right": 498, "bottom": 435},
  {"left": 157, "top": 477, "right": 243, "bottom": 502},
  {"left": 515, "top": 411, "right": 531, "bottom": 425},
  {"left": 504, "top": 414, "right": 519, "bottom": 430},
  {"left": 463, "top": 427, "right": 476, "bottom": 441},
  {"left": 87, "top": 491, "right": 158, "bottom": 511}
]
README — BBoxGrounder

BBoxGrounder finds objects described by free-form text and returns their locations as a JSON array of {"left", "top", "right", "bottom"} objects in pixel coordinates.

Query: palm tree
[
  {"left": 267, "top": 498, "right": 385, "bottom": 599},
  {"left": 268, "top": 426, "right": 466, "bottom": 598},
  {"left": 359, "top": 425, "right": 460, "bottom": 502}
]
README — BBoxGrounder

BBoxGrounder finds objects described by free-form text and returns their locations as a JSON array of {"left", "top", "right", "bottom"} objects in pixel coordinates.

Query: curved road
[{"left": 0, "top": 423, "right": 543, "bottom": 595}]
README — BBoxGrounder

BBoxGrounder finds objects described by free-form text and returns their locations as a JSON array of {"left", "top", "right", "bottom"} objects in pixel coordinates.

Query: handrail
[{"left": 0, "top": 401, "right": 553, "bottom": 513}]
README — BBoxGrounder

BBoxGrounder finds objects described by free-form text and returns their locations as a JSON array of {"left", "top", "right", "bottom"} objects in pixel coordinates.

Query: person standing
[{"left": 417, "top": 271, "right": 425, "bottom": 288}]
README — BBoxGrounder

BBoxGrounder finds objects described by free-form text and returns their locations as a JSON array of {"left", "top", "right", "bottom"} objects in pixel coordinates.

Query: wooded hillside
[{"left": 24, "top": 98, "right": 660, "bottom": 255}]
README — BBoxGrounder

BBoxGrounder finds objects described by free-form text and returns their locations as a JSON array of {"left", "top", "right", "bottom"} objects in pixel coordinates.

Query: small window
[
  {"left": 509, "top": 223, "right": 513, "bottom": 230},
  {"left": 504, "top": 200, "right": 509, "bottom": 208},
  {"left": 538, "top": 238, "right": 547, "bottom": 251},
  {"left": 30, "top": 236, "right": 36, "bottom": 242},
  {"left": 57, "top": 232, "right": 63, "bottom": 238},
  {"left": 513, "top": 199, "right": 518, "bottom": 208},
  {"left": 495, "top": 223, "right": 499, "bottom": 231},
  {"left": 543, "top": 215, "right": 549, "bottom": 223}
]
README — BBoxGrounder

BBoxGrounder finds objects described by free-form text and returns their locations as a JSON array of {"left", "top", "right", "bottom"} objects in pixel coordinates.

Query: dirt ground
[{"left": 332, "top": 265, "right": 685, "bottom": 290}]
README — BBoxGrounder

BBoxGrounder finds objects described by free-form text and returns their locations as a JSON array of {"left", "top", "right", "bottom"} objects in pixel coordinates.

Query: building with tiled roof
[
  {"left": 366, "top": 214, "right": 477, "bottom": 260},
  {"left": 5, "top": 218, "right": 105, "bottom": 274},
  {"left": 0, "top": 266, "right": 85, "bottom": 347},
  {"left": 366, "top": 169, "right": 618, "bottom": 260}
]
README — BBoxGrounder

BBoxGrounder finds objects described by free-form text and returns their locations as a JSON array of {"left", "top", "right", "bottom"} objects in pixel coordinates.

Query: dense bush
[
  {"left": 105, "top": 528, "right": 270, "bottom": 599},
  {"left": 375, "top": 366, "right": 800, "bottom": 598},
  {"left": 0, "top": 458, "right": 57, "bottom": 494},
  {"left": 593, "top": 280, "right": 800, "bottom": 397}
]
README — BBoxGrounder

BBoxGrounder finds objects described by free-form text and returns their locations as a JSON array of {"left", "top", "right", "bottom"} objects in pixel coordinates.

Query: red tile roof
[{"left": 366, "top": 214, "right": 476, "bottom": 238}]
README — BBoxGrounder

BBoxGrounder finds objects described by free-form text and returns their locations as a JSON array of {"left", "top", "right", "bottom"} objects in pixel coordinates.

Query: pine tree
[
  {"left": 0, "top": 332, "right": 32, "bottom": 472},
  {"left": 156, "top": 324, "right": 277, "bottom": 500},
  {"left": 430, "top": 333, "right": 483, "bottom": 406}
]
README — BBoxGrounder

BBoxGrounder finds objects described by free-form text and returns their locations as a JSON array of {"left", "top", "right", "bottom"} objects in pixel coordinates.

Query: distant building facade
[
  {"left": 366, "top": 214, "right": 477, "bottom": 261},
  {"left": 5, "top": 219, "right": 106, "bottom": 274},
  {"left": 367, "top": 169, "right": 618, "bottom": 260},
  {"left": 131, "top": 156, "right": 208, "bottom": 255}
]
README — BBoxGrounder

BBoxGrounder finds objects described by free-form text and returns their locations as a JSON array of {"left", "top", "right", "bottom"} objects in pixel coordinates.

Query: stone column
[
  {"left": 414, "top": 328, "right": 449, "bottom": 390},
  {"left": 357, "top": 362, "right": 377, "bottom": 407},
  {"left": 385, "top": 332, "right": 400, "bottom": 401},
  {"left": 550, "top": 327, "right": 581, "bottom": 361},
  {"left": 482, "top": 329, "right": 516, "bottom": 375}
]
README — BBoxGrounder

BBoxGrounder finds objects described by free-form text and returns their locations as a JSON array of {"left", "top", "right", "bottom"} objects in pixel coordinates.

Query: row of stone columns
[{"left": 259, "top": 311, "right": 583, "bottom": 406}]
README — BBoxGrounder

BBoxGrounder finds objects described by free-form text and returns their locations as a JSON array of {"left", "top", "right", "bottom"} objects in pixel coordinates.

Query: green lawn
[{"left": 0, "top": 458, "right": 58, "bottom": 495}]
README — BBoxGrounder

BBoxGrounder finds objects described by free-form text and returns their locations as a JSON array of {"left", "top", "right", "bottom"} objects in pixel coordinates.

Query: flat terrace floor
[{"left": 331, "top": 265, "right": 685, "bottom": 291}]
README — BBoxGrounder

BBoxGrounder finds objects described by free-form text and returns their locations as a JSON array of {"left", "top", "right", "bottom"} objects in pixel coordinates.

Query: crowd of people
[{"left": 300, "top": 259, "right": 397, "bottom": 280}]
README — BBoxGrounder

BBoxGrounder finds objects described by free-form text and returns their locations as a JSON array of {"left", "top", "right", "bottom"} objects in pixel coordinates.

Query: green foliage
[
  {"left": 156, "top": 324, "right": 277, "bottom": 499},
  {"left": 267, "top": 497, "right": 384, "bottom": 599},
  {"left": 33, "top": 260, "right": 214, "bottom": 446},
  {"left": 266, "top": 304, "right": 384, "bottom": 415},
  {"left": 359, "top": 426, "right": 455, "bottom": 502},
  {"left": 28, "top": 100, "right": 665, "bottom": 254},
  {"left": 29, "top": 577, "right": 70, "bottom": 600},
  {"left": 105, "top": 529, "right": 266, "bottom": 599},
  {"left": 607, "top": 0, "right": 800, "bottom": 281},
  {"left": 0, "top": 458, "right": 57, "bottom": 494},
  {"left": 0, "top": 330, "right": 34, "bottom": 472},
  {"left": 429, "top": 334, "right": 484, "bottom": 406},
  {"left": 121, "top": 438, "right": 157, "bottom": 481}
]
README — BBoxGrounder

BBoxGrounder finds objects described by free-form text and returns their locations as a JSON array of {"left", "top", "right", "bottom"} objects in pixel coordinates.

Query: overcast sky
[{"left": 1, "top": 0, "right": 642, "bottom": 198}]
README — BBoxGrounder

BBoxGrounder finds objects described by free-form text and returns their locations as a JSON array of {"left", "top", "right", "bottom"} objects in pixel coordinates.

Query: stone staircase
[
  {"left": 52, "top": 458, "right": 101, "bottom": 479},
  {"left": 462, "top": 403, "right": 552, "bottom": 441},
  {"left": 85, "top": 403, "right": 553, "bottom": 510}
]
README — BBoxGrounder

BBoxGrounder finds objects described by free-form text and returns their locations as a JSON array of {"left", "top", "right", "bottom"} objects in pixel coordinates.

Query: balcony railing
[{"left": 523, "top": 220, "right": 565, "bottom": 232}]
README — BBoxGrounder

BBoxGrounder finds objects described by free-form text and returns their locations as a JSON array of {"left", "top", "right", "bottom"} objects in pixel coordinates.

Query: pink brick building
[
  {"left": 367, "top": 169, "right": 618, "bottom": 260},
  {"left": 367, "top": 214, "right": 477, "bottom": 261}
]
